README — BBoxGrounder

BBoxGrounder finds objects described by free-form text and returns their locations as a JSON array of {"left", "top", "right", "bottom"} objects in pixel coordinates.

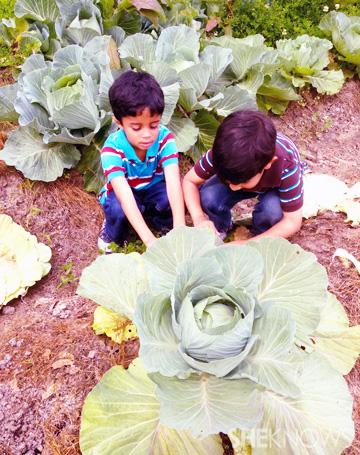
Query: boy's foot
[{"left": 98, "top": 222, "right": 115, "bottom": 253}]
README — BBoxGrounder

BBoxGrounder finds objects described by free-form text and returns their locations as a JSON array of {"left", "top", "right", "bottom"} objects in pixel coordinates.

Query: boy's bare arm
[
  {"left": 163, "top": 164, "right": 185, "bottom": 227},
  {"left": 182, "top": 168, "right": 217, "bottom": 233},
  {"left": 111, "top": 176, "right": 156, "bottom": 247},
  {"left": 231, "top": 208, "right": 303, "bottom": 245}
]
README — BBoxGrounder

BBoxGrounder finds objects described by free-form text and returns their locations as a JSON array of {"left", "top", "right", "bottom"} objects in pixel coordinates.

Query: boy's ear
[
  {"left": 113, "top": 116, "right": 123, "bottom": 129},
  {"left": 264, "top": 156, "right": 278, "bottom": 170}
]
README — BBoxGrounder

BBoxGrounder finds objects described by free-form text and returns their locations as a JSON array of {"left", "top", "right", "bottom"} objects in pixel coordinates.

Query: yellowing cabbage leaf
[
  {"left": 0, "top": 214, "right": 51, "bottom": 307},
  {"left": 303, "top": 174, "right": 360, "bottom": 225},
  {"left": 92, "top": 306, "right": 137, "bottom": 343}
]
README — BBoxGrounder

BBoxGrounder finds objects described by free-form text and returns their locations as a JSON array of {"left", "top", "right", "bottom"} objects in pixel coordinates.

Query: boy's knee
[
  {"left": 154, "top": 194, "right": 171, "bottom": 213},
  {"left": 200, "top": 187, "right": 222, "bottom": 212},
  {"left": 253, "top": 192, "right": 283, "bottom": 231}
]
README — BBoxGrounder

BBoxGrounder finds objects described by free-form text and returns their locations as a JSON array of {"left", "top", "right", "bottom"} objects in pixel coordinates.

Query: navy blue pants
[
  {"left": 200, "top": 176, "right": 283, "bottom": 234},
  {"left": 102, "top": 180, "right": 172, "bottom": 244}
]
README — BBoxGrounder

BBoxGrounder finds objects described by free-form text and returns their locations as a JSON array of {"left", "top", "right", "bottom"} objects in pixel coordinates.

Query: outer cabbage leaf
[
  {"left": 143, "top": 62, "right": 180, "bottom": 125},
  {"left": 134, "top": 293, "right": 194, "bottom": 378},
  {"left": 212, "top": 35, "right": 277, "bottom": 81},
  {"left": 319, "top": 12, "right": 360, "bottom": 65},
  {"left": 192, "top": 110, "right": 220, "bottom": 161},
  {"left": 311, "top": 293, "right": 360, "bottom": 374},
  {"left": 77, "top": 252, "right": 149, "bottom": 319},
  {"left": 119, "top": 33, "right": 156, "bottom": 68},
  {"left": 227, "top": 306, "right": 302, "bottom": 399},
  {"left": 151, "top": 371, "right": 262, "bottom": 438},
  {"left": 155, "top": 24, "right": 200, "bottom": 67},
  {"left": 80, "top": 359, "right": 224, "bottom": 455},
  {"left": 179, "top": 63, "right": 212, "bottom": 98},
  {"left": 303, "top": 70, "right": 344, "bottom": 95},
  {"left": 167, "top": 115, "right": 199, "bottom": 153},
  {"left": 55, "top": 0, "right": 103, "bottom": 46},
  {"left": 143, "top": 226, "right": 219, "bottom": 295},
  {"left": 92, "top": 306, "right": 137, "bottom": 343},
  {"left": 0, "top": 84, "right": 19, "bottom": 122},
  {"left": 197, "top": 85, "right": 257, "bottom": 117},
  {"left": 0, "top": 214, "right": 51, "bottom": 307},
  {"left": 200, "top": 45, "right": 233, "bottom": 83},
  {"left": 14, "top": 0, "right": 60, "bottom": 22},
  {"left": 236, "top": 354, "right": 354, "bottom": 455},
  {"left": 1, "top": 126, "right": 80, "bottom": 181},
  {"left": 249, "top": 238, "right": 328, "bottom": 346}
]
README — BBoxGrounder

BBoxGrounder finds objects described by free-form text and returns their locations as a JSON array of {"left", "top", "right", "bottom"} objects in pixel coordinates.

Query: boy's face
[
  {"left": 116, "top": 107, "right": 161, "bottom": 155},
  {"left": 227, "top": 156, "right": 278, "bottom": 191}
]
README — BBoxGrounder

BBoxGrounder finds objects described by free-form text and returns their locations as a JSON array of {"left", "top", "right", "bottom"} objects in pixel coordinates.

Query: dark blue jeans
[
  {"left": 200, "top": 176, "right": 283, "bottom": 234},
  {"left": 102, "top": 180, "right": 172, "bottom": 244}
]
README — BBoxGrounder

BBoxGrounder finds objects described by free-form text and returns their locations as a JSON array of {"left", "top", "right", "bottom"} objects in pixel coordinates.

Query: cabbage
[
  {"left": 77, "top": 227, "right": 359, "bottom": 454},
  {"left": 0, "top": 214, "right": 51, "bottom": 307}
]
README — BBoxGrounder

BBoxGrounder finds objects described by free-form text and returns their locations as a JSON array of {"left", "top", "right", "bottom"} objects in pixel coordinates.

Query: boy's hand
[
  {"left": 144, "top": 233, "right": 157, "bottom": 248},
  {"left": 193, "top": 215, "right": 218, "bottom": 234}
]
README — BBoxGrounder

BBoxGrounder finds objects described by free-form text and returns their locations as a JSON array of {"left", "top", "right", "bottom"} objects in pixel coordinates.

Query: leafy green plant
[
  {"left": 77, "top": 227, "right": 360, "bottom": 454},
  {"left": 227, "top": 0, "right": 360, "bottom": 46},
  {"left": 0, "top": 213, "right": 51, "bottom": 307},
  {"left": 57, "top": 260, "right": 78, "bottom": 288},
  {"left": 0, "top": 35, "right": 120, "bottom": 183},
  {"left": 320, "top": 11, "right": 360, "bottom": 76}
]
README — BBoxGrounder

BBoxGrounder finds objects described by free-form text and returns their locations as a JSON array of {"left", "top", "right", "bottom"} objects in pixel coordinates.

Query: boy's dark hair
[
  {"left": 212, "top": 110, "right": 277, "bottom": 183},
  {"left": 109, "top": 70, "right": 164, "bottom": 121}
]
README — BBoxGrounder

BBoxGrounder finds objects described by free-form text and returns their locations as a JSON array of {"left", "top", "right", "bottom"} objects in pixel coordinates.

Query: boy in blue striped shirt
[
  {"left": 98, "top": 71, "right": 185, "bottom": 251},
  {"left": 183, "top": 110, "right": 304, "bottom": 244}
]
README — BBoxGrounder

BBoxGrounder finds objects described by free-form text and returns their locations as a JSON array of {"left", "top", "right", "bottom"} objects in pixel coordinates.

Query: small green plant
[{"left": 57, "top": 261, "right": 78, "bottom": 289}]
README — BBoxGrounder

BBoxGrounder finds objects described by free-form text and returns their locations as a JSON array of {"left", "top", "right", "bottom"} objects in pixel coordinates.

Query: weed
[
  {"left": 25, "top": 206, "right": 42, "bottom": 227},
  {"left": 57, "top": 261, "right": 78, "bottom": 289}
]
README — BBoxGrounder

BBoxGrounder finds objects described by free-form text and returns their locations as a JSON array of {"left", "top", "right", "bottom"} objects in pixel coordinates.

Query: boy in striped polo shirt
[
  {"left": 183, "top": 110, "right": 304, "bottom": 244},
  {"left": 98, "top": 70, "right": 185, "bottom": 251}
]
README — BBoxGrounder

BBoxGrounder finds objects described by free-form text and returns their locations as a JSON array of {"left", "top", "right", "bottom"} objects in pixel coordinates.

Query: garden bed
[{"left": 0, "top": 78, "right": 359, "bottom": 454}]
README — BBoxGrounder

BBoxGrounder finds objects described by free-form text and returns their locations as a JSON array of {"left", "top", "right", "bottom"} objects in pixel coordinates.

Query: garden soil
[{"left": 0, "top": 75, "right": 359, "bottom": 455}]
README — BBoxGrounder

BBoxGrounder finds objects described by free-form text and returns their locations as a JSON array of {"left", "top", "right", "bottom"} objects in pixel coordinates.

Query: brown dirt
[{"left": 0, "top": 78, "right": 359, "bottom": 455}]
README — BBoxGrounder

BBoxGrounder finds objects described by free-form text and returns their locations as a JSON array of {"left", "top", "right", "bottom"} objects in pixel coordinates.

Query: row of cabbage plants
[{"left": 0, "top": 1, "right": 358, "bottom": 194}]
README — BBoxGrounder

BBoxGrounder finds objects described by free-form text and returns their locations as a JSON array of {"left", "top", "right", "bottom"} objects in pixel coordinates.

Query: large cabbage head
[{"left": 77, "top": 227, "right": 359, "bottom": 454}]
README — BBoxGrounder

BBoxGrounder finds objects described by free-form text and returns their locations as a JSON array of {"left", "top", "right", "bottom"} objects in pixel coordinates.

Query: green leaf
[
  {"left": 155, "top": 24, "right": 200, "bottom": 66},
  {"left": 1, "top": 125, "right": 80, "bottom": 181},
  {"left": 242, "top": 354, "right": 355, "bottom": 454},
  {"left": 203, "top": 245, "right": 264, "bottom": 295},
  {"left": 192, "top": 110, "right": 220, "bottom": 161},
  {"left": 119, "top": 33, "right": 156, "bottom": 68},
  {"left": 304, "top": 69, "right": 344, "bottom": 95},
  {"left": 200, "top": 45, "right": 233, "bottom": 82},
  {"left": 319, "top": 12, "right": 360, "bottom": 65},
  {"left": 212, "top": 35, "right": 277, "bottom": 81},
  {"left": 14, "top": 0, "right": 60, "bottom": 21},
  {"left": 200, "top": 86, "right": 257, "bottom": 117},
  {"left": 76, "top": 136, "right": 106, "bottom": 193},
  {"left": 77, "top": 253, "right": 149, "bottom": 319},
  {"left": 0, "top": 83, "right": 19, "bottom": 122},
  {"left": 312, "top": 293, "right": 360, "bottom": 374},
  {"left": 134, "top": 293, "right": 194, "bottom": 378},
  {"left": 143, "top": 62, "right": 180, "bottom": 125},
  {"left": 249, "top": 238, "right": 328, "bottom": 346},
  {"left": 227, "top": 305, "right": 302, "bottom": 399},
  {"left": 179, "top": 63, "right": 211, "bottom": 98},
  {"left": 80, "top": 360, "right": 224, "bottom": 455},
  {"left": 151, "top": 371, "right": 262, "bottom": 438},
  {"left": 167, "top": 115, "right": 199, "bottom": 153},
  {"left": 143, "top": 226, "right": 218, "bottom": 295}
]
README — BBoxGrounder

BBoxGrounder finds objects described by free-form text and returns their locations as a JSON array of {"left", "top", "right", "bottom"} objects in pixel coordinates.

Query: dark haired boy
[
  {"left": 98, "top": 70, "right": 185, "bottom": 251},
  {"left": 183, "top": 110, "right": 304, "bottom": 244}
]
